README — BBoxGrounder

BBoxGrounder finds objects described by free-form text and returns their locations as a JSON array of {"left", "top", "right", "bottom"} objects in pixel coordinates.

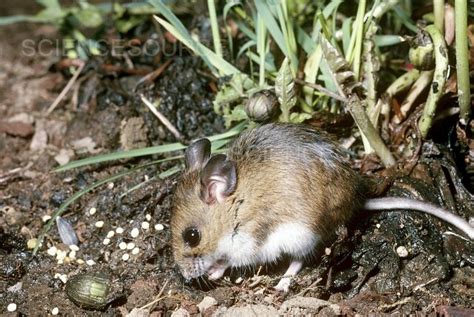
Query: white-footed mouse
[{"left": 171, "top": 123, "right": 474, "bottom": 292}]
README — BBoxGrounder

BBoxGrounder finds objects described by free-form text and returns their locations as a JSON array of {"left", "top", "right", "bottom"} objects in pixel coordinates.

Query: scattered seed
[
  {"left": 76, "top": 259, "right": 85, "bottom": 265},
  {"left": 7, "top": 303, "right": 17, "bottom": 312},
  {"left": 107, "top": 182, "right": 114, "bottom": 189},
  {"left": 69, "top": 244, "right": 79, "bottom": 251},
  {"left": 141, "top": 221, "right": 150, "bottom": 230},
  {"left": 106, "top": 230, "right": 115, "bottom": 238},
  {"left": 234, "top": 277, "right": 243, "bottom": 284},
  {"left": 154, "top": 224, "right": 164, "bottom": 231},
  {"left": 89, "top": 207, "right": 97, "bottom": 215},
  {"left": 86, "top": 259, "right": 96, "bottom": 266},
  {"left": 69, "top": 250, "right": 76, "bottom": 259},
  {"left": 52, "top": 307, "right": 59, "bottom": 315},
  {"left": 396, "top": 246, "right": 409, "bottom": 258},
  {"left": 130, "top": 228, "right": 139, "bottom": 238},
  {"left": 95, "top": 221, "right": 104, "bottom": 228},
  {"left": 56, "top": 250, "right": 67, "bottom": 261},
  {"left": 122, "top": 253, "right": 130, "bottom": 261},
  {"left": 126, "top": 242, "right": 135, "bottom": 250},
  {"left": 47, "top": 246, "right": 58, "bottom": 256},
  {"left": 116, "top": 227, "right": 124, "bottom": 234},
  {"left": 131, "top": 247, "right": 140, "bottom": 255},
  {"left": 42, "top": 215, "right": 52, "bottom": 222},
  {"left": 119, "top": 242, "right": 127, "bottom": 250},
  {"left": 145, "top": 214, "right": 151, "bottom": 221},
  {"left": 103, "top": 238, "right": 111, "bottom": 245},
  {"left": 27, "top": 238, "right": 38, "bottom": 249},
  {"left": 376, "top": 223, "right": 381, "bottom": 228},
  {"left": 325, "top": 248, "right": 331, "bottom": 256},
  {"left": 54, "top": 273, "right": 68, "bottom": 284}
]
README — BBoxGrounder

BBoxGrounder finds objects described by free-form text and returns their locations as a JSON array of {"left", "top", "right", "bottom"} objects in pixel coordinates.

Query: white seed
[
  {"left": 69, "top": 244, "right": 79, "bottom": 251},
  {"left": 42, "top": 215, "right": 52, "bottom": 222},
  {"left": 154, "top": 224, "right": 164, "bottom": 231},
  {"left": 131, "top": 247, "right": 140, "bottom": 255},
  {"left": 27, "top": 239, "right": 38, "bottom": 249},
  {"left": 116, "top": 227, "right": 124, "bottom": 234},
  {"left": 106, "top": 230, "right": 115, "bottom": 238},
  {"left": 56, "top": 250, "right": 67, "bottom": 261},
  {"left": 54, "top": 273, "right": 68, "bottom": 284},
  {"left": 234, "top": 277, "right": 243, "bottom": 284},
  {"left": 376, "top": 223, "right": 381, "bottom": 228},
  {"left": 86, "top": 259, "right": 96, "bottom": 266},
  {"left": 145, "top": 214, "right": 151, "bottom": 221},
  {"left": 141, "top": 222, "right": 150, "bottom": 230},
  {"left": 68, "top": 250, "right": 76, "bottom": 259},
  {"left": 103, "top": 238, "right": 111, "bottom": 245},
  {"left": 130, "top": 228, "right": 139, "bottom": 238},
  {"left": 119, "top": 242, "right": 127, "bottom": 250},
  {"left": 89, "top": 207, "right": 97, "bottom": 215},
  {"left": 122, "top": 253, "right": 130, "bottom": 261},
  {"left": 47, "top": 246, "right": 58, "bottom": 256},
  {"left": 396, "top": 246, "right": 409, "bottom": 258},
  {"left": 126, "top": 242, "right": 135, "bottom": 250},
  {"left": 107, "top": 182, "right": 114, "bottom": 189},
  {"left": 95, "top": 221, "right": 104, "bottom": 228},
  {"left": 7, "top": 303, "right": 17, "bottom": 312},
  {"left": 325, "top": 248, "right": 331, "bottom": 256},
  {"left": 76, "top": 259, "right": 85, "bottom": 265},
  {"left": 52, "top": 307, "right": 59, "bottom": 315}
]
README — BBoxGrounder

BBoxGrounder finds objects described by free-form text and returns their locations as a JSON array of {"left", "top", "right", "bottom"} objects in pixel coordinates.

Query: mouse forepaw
[{"left": 274, "top": 277, "right": 292, "bottom": 292}]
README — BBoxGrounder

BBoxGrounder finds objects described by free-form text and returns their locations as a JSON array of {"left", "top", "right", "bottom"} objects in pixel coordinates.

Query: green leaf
[
  {"left": 224, "top": 105, "right": 249, "bottom": 127},
  {"left": 275, "top": 57, "right": 296, "bottom": 122},
  {"left": 72, "top": 5, "right": 103, "bottom": 28},
  {"left": 289, "top": 112, "right": 312, "bottom": 123}
]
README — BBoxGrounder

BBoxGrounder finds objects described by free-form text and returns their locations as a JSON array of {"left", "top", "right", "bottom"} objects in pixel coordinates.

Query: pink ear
[{"left": 200, "top": 154, "right": 237, "bottom": 204}]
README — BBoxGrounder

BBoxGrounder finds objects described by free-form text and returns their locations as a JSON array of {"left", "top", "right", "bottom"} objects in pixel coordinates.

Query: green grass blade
[{"left": 254, "top": 0, "right": 287, "bottom": 56}]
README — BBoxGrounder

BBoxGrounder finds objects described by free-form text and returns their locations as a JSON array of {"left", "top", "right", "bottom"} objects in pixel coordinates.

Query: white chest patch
[
  {"left": 216, "top": 231, "right": 257, "bottom": 267},
  {"left": 258, "top": 223, "right": 319, "bottom": 263}
]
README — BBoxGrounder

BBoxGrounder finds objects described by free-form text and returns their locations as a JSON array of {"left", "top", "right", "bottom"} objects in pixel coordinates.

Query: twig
[
  {"left": 135, "top": 59, "right": 173, "bottom": 90},
  {"left": 140, "top": 94, "right": 184, "bottom": 141},
  {"left": 455, "top": 0, "right": 471, "bottom": 122},
  {"left": 294, "top": 78, "right": 347, "bottom": 102},
  {"left": 46, "top": 61, "right": 85, "bottom": 115}
]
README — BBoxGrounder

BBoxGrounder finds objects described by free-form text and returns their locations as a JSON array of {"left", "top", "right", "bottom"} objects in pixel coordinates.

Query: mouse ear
[
  {"left": 185, "top": 138, "right": 211, "bottom": 171},
  {"left": 200, "top": 154, "right": 237, "bottom": 204}
]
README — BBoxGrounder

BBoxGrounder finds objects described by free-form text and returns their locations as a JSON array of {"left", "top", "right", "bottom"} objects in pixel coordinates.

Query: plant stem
[
  {"left": 455, "top": 0, "right": 471, "bottom": 122},
  {"left": 419, "top": 25, "right": 448, "bottom": 138},
  {"left": 207, "top": 0, "right": 223, "bottom": 59},
  {"left": 257, "top": 14, "right": 266, "bottom": 87},
  {"left": 433, "top": 0, "right": 445, "bottom": 33}
]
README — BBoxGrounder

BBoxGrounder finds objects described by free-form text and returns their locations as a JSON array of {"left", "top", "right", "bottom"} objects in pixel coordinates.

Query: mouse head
[{"left": 171, "top": 138, "right": 237, "bottom": 280}]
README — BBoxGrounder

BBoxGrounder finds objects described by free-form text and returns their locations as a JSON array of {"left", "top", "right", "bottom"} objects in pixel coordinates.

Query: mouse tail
[{"left": 364, "top": 197, "right": 474, "bottom": 240}]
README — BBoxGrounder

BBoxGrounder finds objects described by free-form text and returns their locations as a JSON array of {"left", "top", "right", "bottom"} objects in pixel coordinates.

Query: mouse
[{"left": 171, "top": 123, "right": 474, "bottom": 292}]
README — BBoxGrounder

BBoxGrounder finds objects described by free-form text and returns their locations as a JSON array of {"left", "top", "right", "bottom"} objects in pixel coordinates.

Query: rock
[
  {"left": 171, "top": 308, "right": 191, "bottom": 317},
  {"left": 126, "top": 308, "right": 149, "bottom": 317},
  {"left": 280, "top": 296, "right": 341, "bottom": 315},
  {"left": 0, "top": 121, "right": 34, "bottom": 137},
  {"left": 198, "top": 296, "right": 218, "bottom": 313},
  {"left": 213, "top": 305, "right": 279, "bottom": 317}
]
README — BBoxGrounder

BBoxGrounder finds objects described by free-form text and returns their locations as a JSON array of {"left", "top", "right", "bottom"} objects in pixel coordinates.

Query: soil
[{"left": 1, "top": 2, "right": 473, "bottom": 316}]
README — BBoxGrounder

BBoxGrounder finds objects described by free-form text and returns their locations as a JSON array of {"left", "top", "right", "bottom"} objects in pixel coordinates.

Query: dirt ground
[{"left": 1, "top": 3, "right": 473, "bottom": 316}]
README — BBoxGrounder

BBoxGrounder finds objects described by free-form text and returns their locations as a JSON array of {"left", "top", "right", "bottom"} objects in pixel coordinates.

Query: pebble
[
  {"left": 396, "top": 246, "right": 409, "bottom": 258},
  {"left": 119, "top": 242, "right": 127, "bottom": 250},
  {"left": 141, "top": 221, "right": 150, "bottom": 230},
  {"left": 89, "top": 207, "right": 97, "bottom": 215},
  {"left": 197, "top": 296, "right": 217, "bottom": 313},
  {"left": 154, "top": 224, "right": 164, "bottom": 231},
  {"left": 95, "top": 221, "right": 104, "bottom": 228},
  {"left": 106, "top": 230, "right": 115, "bottom": 238},
  {"left": 122, "top": 253, "right": 130, "bottom": 261},
  {"left": 127, "top": 242, "right": 135, "bottom": 250},
  {"left": 7, "top": 303, "right": 17, "bottom": 312},
  {"left": 131, "top": 228, "right": 139, "bottom": 238},
  {"left": 116, "top": 227, "right": 124, "bottom": 234},
  {"left": 52, "top": 307, "right": 59, "bottom": 315},
  {"left": 131, "top": 247, "right": 140, "bottom": 255}
]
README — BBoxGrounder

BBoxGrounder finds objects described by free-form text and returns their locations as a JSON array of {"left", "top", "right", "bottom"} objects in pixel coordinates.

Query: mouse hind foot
[{"left": 274, "top": 260, "right": 303, "bottom": 292}]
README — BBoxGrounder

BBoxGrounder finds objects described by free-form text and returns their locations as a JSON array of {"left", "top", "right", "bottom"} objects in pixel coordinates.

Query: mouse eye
[{"left": 182, "top": 227, "right": 201, "bottom": 247}]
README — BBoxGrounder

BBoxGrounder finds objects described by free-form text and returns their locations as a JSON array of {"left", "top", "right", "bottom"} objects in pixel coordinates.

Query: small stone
[
  {"left": 42, "top": 215, "right": 52, "bottom": 222},
  {"left": 396, "top": 246, "right": 409, "bottom": 258},
  {"left": 130, "top": 228, "right": 139, "bottom": 238},
  {"left": 106, "top": 230, "right": 115, "bottom": 238},
  {"left": 127, "top": 242, "right": 135, "bottom": 250},
  {"left": 116, "top": 227, "right": 124, "bottom": 234},
  {"left": 141, "top": 221, "right": 150, "bottom": 230},
  {"left": 122, "top": 253, "right": 130, "bottom": 261},
  {"left": 86, "top": 259, "right": 95, "bottom": 266},
  {"left": 145, "top": 214, "right": 151, "bottom": 221},
  {"left": 52, "top": 307, "right": 59, "bottom": 315},
  {"left": 131, "top": 247, "right": 140, "bottom": 255},
  {"left": 103, "top": 238, "right": 111, "bottom": 245},
  {"left": 69, "top": 244, "right": 79, "bottom": 251},
  {"left": 7, "top": 303, "right": 17, "bottom": 312},
  {"left": 154, "top": 224, "right": 164, "bottom": 231},
  {"left": 171, "top": 308, "right": 190, "bottom": 317},
  {"left": 95, "top": 221, "right": 104, "bottom": 228},
  {"left": 119, "top": 242, "right": 127, "bottom": 250},
  {"left": 89, "top": 207, "right": 97, "bottom": 215},
  {"left": 197, "top": 296, "right": 217, "bottom": 313},
  {"left": 47, "top": 246, "right": 58, "bottom": 256}
]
